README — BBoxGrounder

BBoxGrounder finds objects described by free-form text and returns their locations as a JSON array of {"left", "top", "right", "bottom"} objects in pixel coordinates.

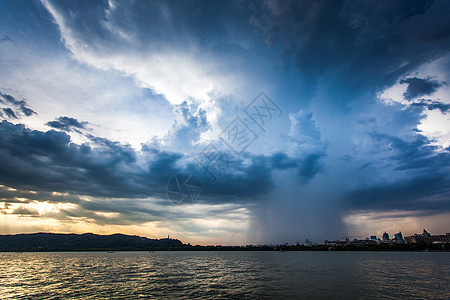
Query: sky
[{"left": 0, "top": 0, "right": 449, "bottom": 245}]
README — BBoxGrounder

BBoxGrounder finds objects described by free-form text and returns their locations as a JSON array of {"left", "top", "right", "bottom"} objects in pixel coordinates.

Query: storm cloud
[
  {"left": 401, "top": 77, "right": 446, "bottom": 100},
  {"left": 0, "top": 0, "right": 449, "bottom": 243},
  {"left": 0, "top": 92, "right": 36, "bottom": 119},
  {"left": 46, "top": 116, "right": 88, "bottom": 131},
  {"left": 0, "top": 120, "right": 307, "bottom": 202}
]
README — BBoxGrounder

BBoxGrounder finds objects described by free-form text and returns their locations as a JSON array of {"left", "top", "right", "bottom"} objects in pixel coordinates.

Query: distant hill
[{"left": 0, "top": 233, "right": 186, "bottom": 251}]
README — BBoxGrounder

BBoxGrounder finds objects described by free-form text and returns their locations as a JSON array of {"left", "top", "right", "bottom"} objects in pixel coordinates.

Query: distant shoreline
[
  {"left": 1, "top": 233, "right": 449, "bottom": 252},
  {"left": 4, "top": 249, "right": 450, "bottom": 252}
]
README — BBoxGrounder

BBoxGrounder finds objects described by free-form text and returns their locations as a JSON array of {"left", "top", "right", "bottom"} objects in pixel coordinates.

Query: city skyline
[
  {"left": 1, "top": 228, "right": 449, "bottom": 249},
  {"left": 1, "top": 0, "right": 450, "bottom": 245}
]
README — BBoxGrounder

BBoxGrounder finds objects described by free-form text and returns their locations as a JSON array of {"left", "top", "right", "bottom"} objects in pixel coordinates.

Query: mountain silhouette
[{"left": 0, "top": 233, "right": 185, "bottom": 251}]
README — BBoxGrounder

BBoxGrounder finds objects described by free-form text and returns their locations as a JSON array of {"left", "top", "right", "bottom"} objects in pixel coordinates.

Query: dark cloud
[
  {"left": 410, "top": 99, "right": 450, "bottom": 113},
  {"left": 0, "top": 185, "right": 244, "bottom": 226},
  {"left": 400, "top": 77, "right": 446, "bottom": 100},
  {"left": 370, "top": 133, "right": 449, "bottom": 172},
  {"left": 2, "top": 108, "right": 17, "bottom": 119},
  {"left": 0, "top": 92, "right": 37, "bottom": 118},
  {"left": 12, "top": 206, "right": 40, "bottom": 216},
  {"left": 297, "top": 153, "right": 327, "bottom": 182},
  {"left": 0, "top": 184, "right": 164, "bottom": 225},
  {"left": 2, "top": 0, "right": 449, "bottom": 240},
  {"left": 0, "top": 120, "right": 308, "bottom": 204},
  {"left": 44, "top": 0, "right": 256, "bottom": 52},
  {"left": 0, "top": 93, "right": 16, "bottom": 103},
  {"left": 0, "top": 120, "right": 149, "bottom": 198},
  {"left": 20, "top": 106, "right": 35, "bottom": 117},
  {"left": 270, "top": 152, "right": 299, "bottom": 170},
  {"left": 252, "top": 0, "right": 450, "bottom": 103},
  {"left": 346, "top": 132, "right": 450, "bottom": 214},
  {"left": 346, "top": 175, "right": 450, "bottom": 214},
  {"left": 0, "top": 185, "right": 82, "bottom": 205},
  {"left": 199, "top": 155, "right": 274, "bottom": 200},
  {"left": 46, "top": 116, "right": 88, "bottom": 131}
]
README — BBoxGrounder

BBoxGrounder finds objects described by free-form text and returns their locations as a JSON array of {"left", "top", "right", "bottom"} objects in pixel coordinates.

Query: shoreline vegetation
[{"left": 1, "top": 233, "right": 449, "bottom": 252}]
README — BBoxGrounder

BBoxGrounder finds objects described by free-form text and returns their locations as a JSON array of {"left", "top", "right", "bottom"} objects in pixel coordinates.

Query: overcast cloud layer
[{"left": 0, "top": 0, "right": 449, "bottom": 244}]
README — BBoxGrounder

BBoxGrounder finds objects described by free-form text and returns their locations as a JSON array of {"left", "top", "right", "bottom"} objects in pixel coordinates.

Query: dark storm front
[{"left": 1, "top": 252, "right": 449, "bottom": 299}]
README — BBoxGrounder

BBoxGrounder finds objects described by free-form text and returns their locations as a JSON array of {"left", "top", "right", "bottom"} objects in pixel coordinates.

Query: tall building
[
  {"left": 394, "top": 231, "right": 405, "bottom": 243},
  {"left": 382, "top": 232, "right": 389, "bottom": 242}
]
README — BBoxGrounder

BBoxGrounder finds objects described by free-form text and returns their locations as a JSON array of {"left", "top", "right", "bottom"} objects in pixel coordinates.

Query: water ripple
[{"left": 0, "top": 252, "right": 449, "bottom": 299}]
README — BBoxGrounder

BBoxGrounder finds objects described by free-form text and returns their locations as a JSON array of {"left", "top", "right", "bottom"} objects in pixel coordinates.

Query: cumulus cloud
[{"left": 162, "top": 101, "right": 211, "bottom": 150}]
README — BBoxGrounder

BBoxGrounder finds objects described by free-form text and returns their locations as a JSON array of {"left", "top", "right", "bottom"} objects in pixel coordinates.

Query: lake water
[{"left": 0, "top": 251, "right": 449, "bottom": 299}]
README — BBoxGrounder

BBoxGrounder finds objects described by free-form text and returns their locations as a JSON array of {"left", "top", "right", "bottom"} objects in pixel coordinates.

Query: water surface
[{"left": 0, "top": 251, "right": 449, "bottom": 299}]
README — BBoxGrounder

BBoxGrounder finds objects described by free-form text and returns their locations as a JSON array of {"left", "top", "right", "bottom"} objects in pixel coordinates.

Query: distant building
[
  {"left": 324, "top": 240, "right": 347, "bottom": 246},
  {"left": 422, "top": 229, "right": 431, "bottom": 237},
  {"left": 370, "top": 236, "right": 377, "bottom": 241},
  {"left": 304, "top": 239, "right": 313, "bottom": 247},
  {"left": 382, "top": 232, "right": 389, "bottom": 242},
  {"left": 349, "top": 239, "right": 377, "bottom": 246},
  {"left": 394, "top": 231, "right": 405, "bottom": 244},
  {"left": 406, "top": 229, "right": 450, "bottom": 243}
]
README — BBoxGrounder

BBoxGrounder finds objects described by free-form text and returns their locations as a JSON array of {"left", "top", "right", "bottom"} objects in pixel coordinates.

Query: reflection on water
[{"left": 0, "top": 251, "right": 449, "bottom": 299}]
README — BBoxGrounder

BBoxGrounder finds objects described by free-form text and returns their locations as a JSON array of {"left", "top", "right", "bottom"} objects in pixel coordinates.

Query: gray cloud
[
  {"left": 288, "top": 110, "right": 328, "bottom": 183},
  {"left": 0, "top": 92, "right": 37, "bottom": 118},
  {"left": 0, "top": 120, "right": 151, "bottom": 199},
  {"left": 12, "top": 205, "right": 40, "bottom": 216},
  {"left": 43, "top": 0, "right": 256, "bottom": 53},
  {"left": 346, "top": 175, "right": 450, "bottom": 214},
  {"left": 41, "top": 0, "right": 263, "bottom": 104},
  {"left": 345, "top": 131, "right": 450, "bottom": 214},
  {"left": 411, "top": 99, "right": 450, "bottom": 113},
  {"left": 0, "top": 120, "right": 310, "bottom": 204},
  {"left": 46, "top": 116, "right": 88, "bottom": 131},
  {"left": 400, "top": 77, "right": 446, "bottom": 100},
  {"left": 2, "top": 0, "right": 449, "bottom": 241},
  {"left": 2, "top": 108, "right": 17, "bottom": 119},
  {"left": 252, "top": 0, "right": 450, "bottom": 103}
]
